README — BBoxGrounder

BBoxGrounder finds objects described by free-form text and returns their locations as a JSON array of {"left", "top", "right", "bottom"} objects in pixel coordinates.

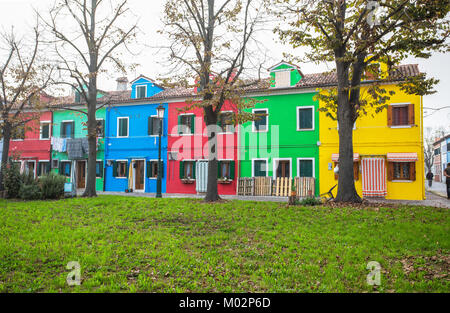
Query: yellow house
[{"left": 319, "top": 64, "right": 425, "bottom": 200}]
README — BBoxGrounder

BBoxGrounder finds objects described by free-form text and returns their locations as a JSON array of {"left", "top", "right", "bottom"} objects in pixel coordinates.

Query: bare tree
[
  {"left": 160, "top": 0, "right": 267, "bottom": 202},
  {"left": 275, "top": 0, "right": 449, "bottom": 202},
  {"left": 0, "top": 25, "right": 54, "bottom": 193},
  {"left": 40, "top": 0, "right": 137, "bottom": 197}
]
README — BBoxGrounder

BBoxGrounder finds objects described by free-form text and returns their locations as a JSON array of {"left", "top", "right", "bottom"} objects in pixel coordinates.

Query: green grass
[{"left": 0, "top": 196, "right": 448, "bottom": 292}]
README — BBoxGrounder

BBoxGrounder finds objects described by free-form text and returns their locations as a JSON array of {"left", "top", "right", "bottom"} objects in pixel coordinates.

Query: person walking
[
  {"left": 426, "top": 171, "right": 434, "bottom": 187},
  {"left": 444, "top": 163, "right": 450, "bottom": 199}
]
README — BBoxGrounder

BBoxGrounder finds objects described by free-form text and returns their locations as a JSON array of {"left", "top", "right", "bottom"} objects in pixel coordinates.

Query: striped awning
[
  {"left": 386, "top": 153, "right": 418, "bottom": 162},
  {"left": 331, "top": 153, "right": 360, "bottom": 162}
]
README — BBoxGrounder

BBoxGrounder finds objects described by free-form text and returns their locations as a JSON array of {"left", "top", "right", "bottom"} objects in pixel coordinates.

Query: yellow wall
[{"left": 319, "top": 84, "right": 425, "bottom": 200}]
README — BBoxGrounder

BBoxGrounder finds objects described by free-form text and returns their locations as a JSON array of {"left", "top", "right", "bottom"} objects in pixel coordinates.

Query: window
[
  {"left": 74, "top": 90, "right": 81, "bottom": 103},
  {"left": 180, "top": 161, "right": 195, "bottom": 179},
  {"left": 136, "top": 85, "right": 146, "bottom": 99},
  {"left": 60, "top": 161, "right": 71, "bottom": 177},
  {"left": 37, "top": 161, "right": 50, "bottom": 177},
  {"left": 218, "top": 112, "right": 235, "bottom": 133},
  {"left": 297, "top": 106, "right": 314, "bottom": 130},
  {"left": 218, "top": 160, "right": 234, "bottom": 179},
  {"left": 434, "top": 148, "right": 441, "bottom": 156},
  {"left": 148, "top": 116, "right": 161, "bottom": 136},
  {"left": 388, "top": 162, "right": 416, "bottom": 181},
  {"left": 113, "top": 161, "right": 128, "bottom": 178},
  {"left": 96, "top": 120, "right": 105, "bottom": 137},
  {"left": 252, "top": 159, "right": 267, "bottom": 177},
  {"left": 388, "top": 103, "right": 414, "bottom": 127},
  {"left": 117, "top": 117, "right": 128, "bottom": 137},
  {"left": 275, "top": 160, "right": 291, "bottom": 178},
  {"left": 274, "top": 70, "right": 291, "bottom": 88},
  {"left": 95, "top": 161, "right": 103, "bottom": 178},
  {"left": 61, "top": 121, "right": 74, "bottom": 139},
  {"left": 334, "top": 162, "right": 359, "bottom": 180},
  {"left": 25, "top": 161, "right": 36, "bottom": 177},
  {"left": 146, "top": 160, "right": 163, "bottom": 178},
  {"left": 40, "top": 122, "right": 50, "bottom": 139},
  {"left": 298, "top": 159, "right": 314, "bottom": 177},
  {"left": 178, "top": 114, "right": 194, "bottom": 135},
  {"left": 11, "top": 125, "right": 25, "bottom": 140},
  {"left": 252, "top": 109, "right": 268, "bottom": 132}
]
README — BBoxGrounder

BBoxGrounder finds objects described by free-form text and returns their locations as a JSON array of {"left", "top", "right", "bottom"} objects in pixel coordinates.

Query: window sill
[
  {"left": 116, "top": 177, "right": 128, "bottom": 179},
  {"left": 389, "top": 125, "right": 413, "bottom": 129},
  {"left": 178, "top": 133, "right": 194, "bottom": 136},
  {"left": 218, "top": 179, "right": 233, "bottom": 184},
  {"left": 218, "top": 132, "right": 235, "bottom": 135},
  {"left": 181, "top": 178, "right": 195, "bottom": 184},
  {"left": 296, "top": 128, "right": 314, "bottom": 131},
  {"left": 391, "top": 180, "right": 414, "bottom": 183},
  {"left": 252, "top": 130, "right": 268, "bottom": 133}
]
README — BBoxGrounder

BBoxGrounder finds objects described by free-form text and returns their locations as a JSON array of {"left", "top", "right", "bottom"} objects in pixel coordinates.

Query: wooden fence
[{"left": 237, "top": 177, "right": 315, "bottom": 197}]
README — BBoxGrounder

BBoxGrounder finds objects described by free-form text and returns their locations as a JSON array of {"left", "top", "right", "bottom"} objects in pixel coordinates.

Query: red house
[
  {"left": 9, "top": 111, "right": 52, "bottom": 178},
  {"left": 166, "top": 100, "right": 238, "bottom": 195}
]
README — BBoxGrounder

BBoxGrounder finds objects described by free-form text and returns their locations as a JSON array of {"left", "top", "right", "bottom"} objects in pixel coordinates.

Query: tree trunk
[
  {"left": 204, "top": 105, "right": 220, "bottom": 202},
  {"left": 334, "top": 59, "right": 362, "bottom": 203},
  {"left": 0, "top": 122, "right": 12, "bottom": 193},
  {"left": 82, "top": 82, "right": 98, "bottom": 197}
]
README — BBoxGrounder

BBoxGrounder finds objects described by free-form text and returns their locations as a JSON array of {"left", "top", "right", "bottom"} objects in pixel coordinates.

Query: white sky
[{"left": 0, "top": 0, "right": 448, "bottom": 131}]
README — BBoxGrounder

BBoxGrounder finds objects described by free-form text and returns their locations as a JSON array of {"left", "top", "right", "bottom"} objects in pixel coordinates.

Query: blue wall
[
  {"left": 104, "top": 102, "right": 168, "bottom": 193},
  {"left": 131, "top": 77, "right": 164, "bottom": 99}
]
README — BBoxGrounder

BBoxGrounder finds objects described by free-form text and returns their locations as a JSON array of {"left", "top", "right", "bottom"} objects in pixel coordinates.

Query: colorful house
[
  {"left": 166, "top": 98, "right": 238, "bottom": 195},
  {"left": 433, "top": 134, "right": 450, "bottom": 182},
  {"left": 104, "top": 75, "right": 169, "bottom": 193},
  {"left": 239, "top": 62, "right": 321, "bottom": 196},
  {"left": 9, "top": 111, "right": 52, "bottom": 178},
  {"left": 318, "top": 64, "right": 425, "bottom": 200},
  {"left": 51, "top": 97, "right": 106, "bottom": 191}
]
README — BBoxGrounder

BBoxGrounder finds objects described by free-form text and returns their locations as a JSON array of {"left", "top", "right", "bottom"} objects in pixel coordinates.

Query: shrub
[
  {"left": 39, "top": 173, "right": 66, "bottom": 199},
  {"left": 19, "top": 184, "right": 42, "bottom": 201},
  {"left": 298, "top": 196, "right": 322, "bottom": 206},
  {"left": 3, "top": 163, "right": 22, "bottom": 199}
]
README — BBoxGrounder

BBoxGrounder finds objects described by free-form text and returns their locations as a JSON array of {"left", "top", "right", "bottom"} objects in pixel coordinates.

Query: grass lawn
[{"left": 0, "top": 196, "right": 448, "bottom": 293}]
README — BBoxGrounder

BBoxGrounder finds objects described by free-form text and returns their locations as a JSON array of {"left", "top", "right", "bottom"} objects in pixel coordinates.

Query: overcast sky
[{"left": 0, "top": 0, "right": 448, "bottom": 132}]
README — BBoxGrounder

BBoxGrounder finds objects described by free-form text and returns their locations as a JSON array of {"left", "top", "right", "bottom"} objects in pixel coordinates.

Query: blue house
[{"left": 104, "top": 75, "right": 168, "bottom": 193}]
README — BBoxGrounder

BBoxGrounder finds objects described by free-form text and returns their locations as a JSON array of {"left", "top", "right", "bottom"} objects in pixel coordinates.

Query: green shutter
[
  {"left": 146, "top": 161, "right": 151, "bottom": 178},
  {"left": 112, "top": 161, "right": 118, "bottom": 177},
  {"left": 217, "top": 160, "right": 222, "bottom": 178},
  {"left": 71, "top": 122, "right": 75, "bottom": 138},
  {"left": 190, "top": 115, "right": 195, "bottom": 134},
  {"left": 230, "top": 161, "right": 235, "bottom": 179},
  {"left": 37, "top": 163, "right": 41, "bottom": 176},
  {"left": 179, "top": 161, "right": 185, "bottom": 178},
  {"left": 192, "top": 161, "right": 196, "bottom": 179},
  {"left": 125, "top": 161, "right": 129, "bottom": 177},
  {"left": 148, "top": 117, "right": 153, "bottom": 135},
  {"left": 159, "top": 160, "right": 164, "bottom": 178},
  {"left": 178, "top": 115, "right": 182, "bottom": 134},
  {"left": 46, "top": 162, "right": 51, "bottom": 174},
  {"left": 58, "top": 161, "right": 63, "bottom": 175}
]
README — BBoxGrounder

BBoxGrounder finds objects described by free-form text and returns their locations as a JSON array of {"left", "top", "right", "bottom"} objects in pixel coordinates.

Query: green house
[
  {"left": 239, "top": 62, "right": 320, "bottom": 195},
  {"left": 51, "top": 106, "right": 106, "bottom": 191}
]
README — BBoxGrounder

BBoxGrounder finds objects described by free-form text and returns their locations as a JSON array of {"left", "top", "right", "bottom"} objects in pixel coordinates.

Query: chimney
[{"left": 116, "top": 77, "right": 128, "bottom": 91}]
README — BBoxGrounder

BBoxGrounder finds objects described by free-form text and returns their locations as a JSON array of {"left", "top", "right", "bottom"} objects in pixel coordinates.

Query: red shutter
[
  {"left": 387, "top": 105, "right": 393, "bottom": 126},
  {"left": 353, "top": 162, "right": 359, "bottom": 180},
  {"left": 409, "top": 162, "right": 416, "bottom": 181},
  {"left": 408, "top": 103, "right": 415, "bottom": 125},
  {"left": 387, "top": 162, "right": 393, "bottom": 181}
]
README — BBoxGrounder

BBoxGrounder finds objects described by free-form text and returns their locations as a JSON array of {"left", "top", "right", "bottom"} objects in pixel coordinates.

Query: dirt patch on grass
[{"left": 399, "top": 252, "right": 449, "bottom": 281}]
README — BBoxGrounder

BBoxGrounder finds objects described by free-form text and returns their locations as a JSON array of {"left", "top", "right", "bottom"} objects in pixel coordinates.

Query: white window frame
[
  {"left": 218, "top": 110, "right": 235, "bottom": 134},
  {"left": 251, "top": 158, "right": 268, "bottom": 177},
  {"left": 39, "top": 121, "right": 51, "bottom": 140},
  {"left": 181, "top": 159, "right": 196, "bottom": 180},
  {"left": 115, "top": 159, "right": 129, "bottom": 179},
  {"left": 296, "top": 106, "right": 315, "bottom": 131},
  {"left": 61, "top": 120, "right": 75, "bottom": 138},
  {"left": 297, "top": 157, "right": 315, "bottom": 178},
  {"left": 273, "top": 158, "right": 292, "bottom": 179},
  {"left": 96, "top": 118, "right": 105, "bottom": 138},
  {"left": 252, "top": 108, "right": 268, "bottom": 133},
  {"left": 136, "top": 85, "right": 147, "bottom": 99},
  {"left": 25, "top": 160, "right": 37, "bottom": 178},
  {"left": 178, "top": 113, "right": 195, "bottom": 136},
  {"left": 147, "top": 159, "right": 159, "bottom": 180},
  {"left": 37, "top": 160, "right": 50, "bottom": 177},
  {"left": 117, "top": 117, "right": 129, "bottom": 138},
  {"left": 60, "top": 160, "right": 72, "bottom": 177},
  {"left": 148, "top": 115, "right": 159, "bottom": 137}
]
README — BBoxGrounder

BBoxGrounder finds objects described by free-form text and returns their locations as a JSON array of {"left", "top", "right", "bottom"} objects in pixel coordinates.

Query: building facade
[{"left": 319, "top": 64, "right": 425, "bottom": 200}]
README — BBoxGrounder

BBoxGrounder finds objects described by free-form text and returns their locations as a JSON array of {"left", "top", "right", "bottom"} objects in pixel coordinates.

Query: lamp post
[{"left": 156, "top": 104, "right": 165, "bottom": 198}]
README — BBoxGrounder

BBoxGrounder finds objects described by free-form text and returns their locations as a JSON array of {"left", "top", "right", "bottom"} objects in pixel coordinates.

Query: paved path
[
  {"left": 98, "top": 191, "right": 449, "bottom": 209},
  {"left": 425, "top": 180, "right": 448, "bottom": 198}
]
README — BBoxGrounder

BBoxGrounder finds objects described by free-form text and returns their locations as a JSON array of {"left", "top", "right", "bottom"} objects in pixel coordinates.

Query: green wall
[
  {"left": 239, "top": 92, "right": 320, "bottom": 195},
  {"left": 51, "top": 108, "right": 105, "bottom": 191}
]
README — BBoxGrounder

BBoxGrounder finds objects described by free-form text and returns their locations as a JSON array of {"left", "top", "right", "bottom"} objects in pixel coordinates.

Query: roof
[
  {"left": 433, "top": 134, "right": 450, "bottom": 145},
  {"left": 129, "top": 74, "right": 155, "bottom": 84},
  {"left": 43, "top": 63, "right": 422, "bottom": 108}
]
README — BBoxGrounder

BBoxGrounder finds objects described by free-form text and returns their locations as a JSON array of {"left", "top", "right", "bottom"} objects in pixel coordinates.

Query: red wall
[
  {"left": 9, "top": 111, "right": 52, "bottom": 163},
  {"left": 166, "top": 101, "right": 238, "bottom": 195}
]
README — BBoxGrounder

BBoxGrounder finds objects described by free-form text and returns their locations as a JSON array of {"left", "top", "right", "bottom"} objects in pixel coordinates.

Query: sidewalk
[
  {"left": 98, "top": 191, "right": 450, "bottom": 209},
  {"left": 425, "top": 180, "right": 448, "bottom": 198}
]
